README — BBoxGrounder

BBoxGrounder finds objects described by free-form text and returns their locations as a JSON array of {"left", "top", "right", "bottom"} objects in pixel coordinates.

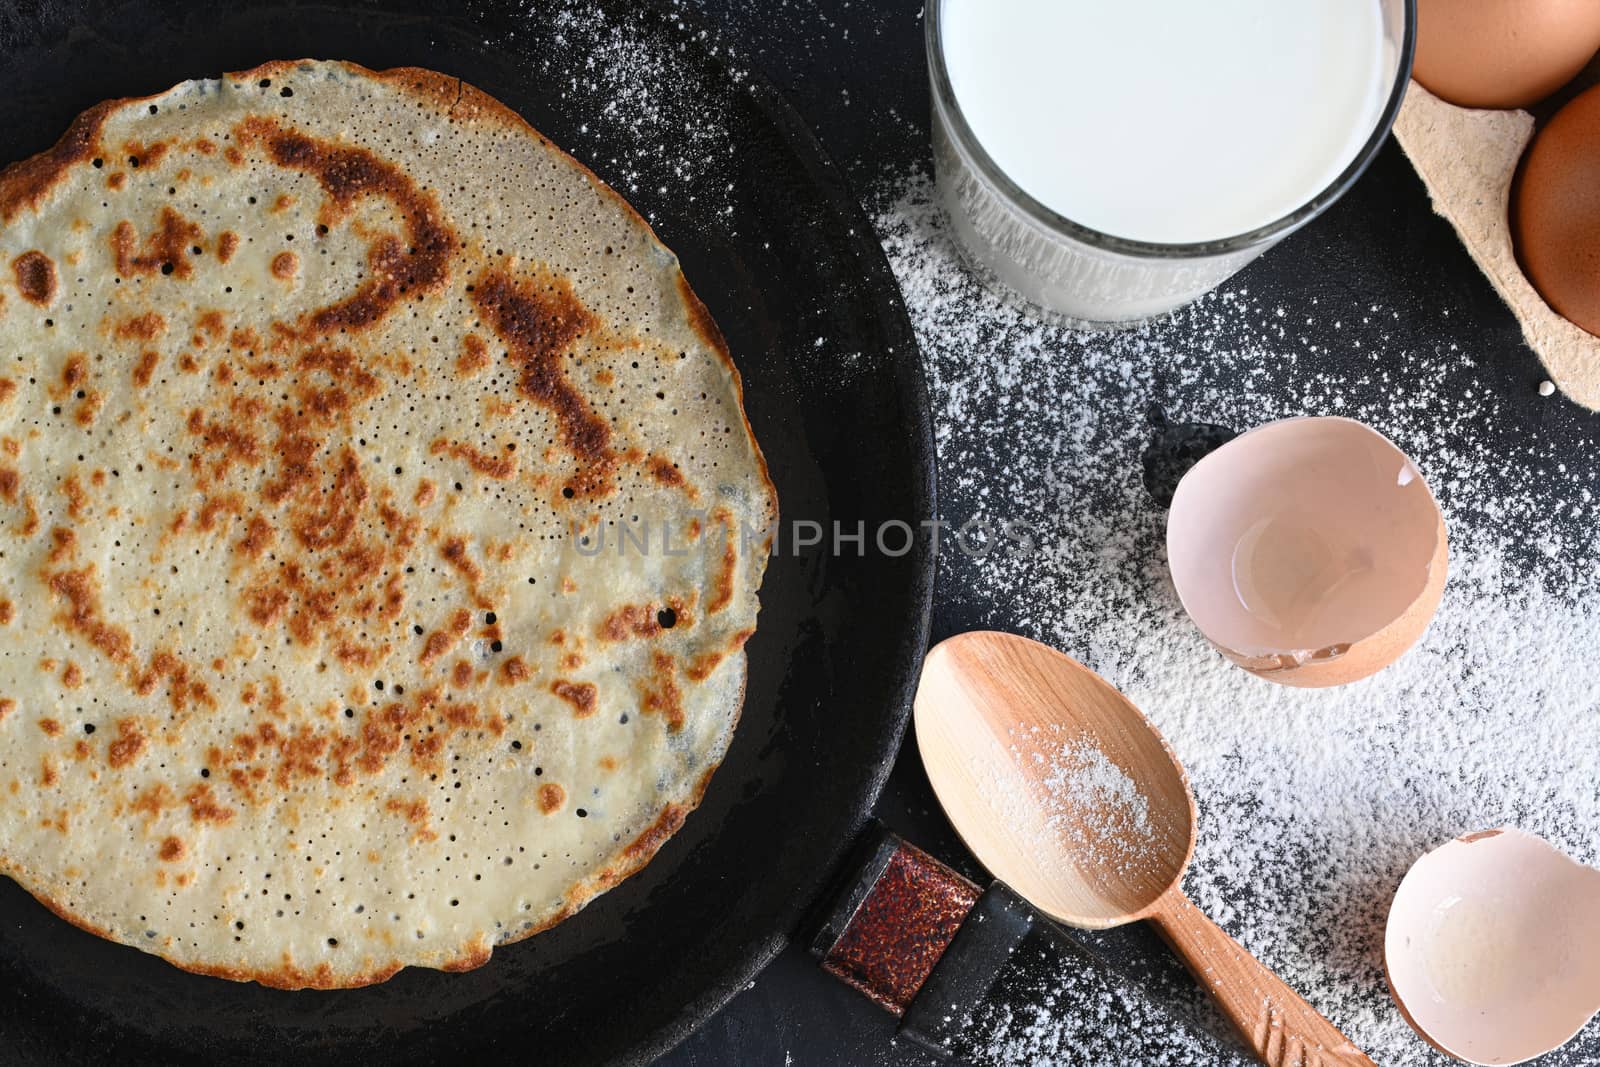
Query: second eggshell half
[
  {"left": 1166, "top": 416, "right": 1448, "bottom": 688},
  {"left": 1386, "top": 828, "right": 1600, "bottom": 1065}
]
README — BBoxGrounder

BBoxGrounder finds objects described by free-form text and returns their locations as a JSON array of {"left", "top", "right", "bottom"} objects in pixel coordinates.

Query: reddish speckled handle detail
[{"left": 819, "top": 839, "right": 981, "bottom": 1016}]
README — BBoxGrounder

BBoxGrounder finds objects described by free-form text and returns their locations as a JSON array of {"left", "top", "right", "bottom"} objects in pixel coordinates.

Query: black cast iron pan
[{"left": 0, "top": 1, "right": 936, "bottom": 1062}]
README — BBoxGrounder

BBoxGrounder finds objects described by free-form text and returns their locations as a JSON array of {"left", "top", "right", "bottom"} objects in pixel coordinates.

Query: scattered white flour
[
  {"left": 1011, "top": 724, "right": 1159, "bottom": 886},
  {"left": 501, "top": 0, "right": 747, "bottom": 216},
  {"left": 871, "top": 170, "right": 1600, "bottom": 1066},
  {"left": 1028, "top": 731, "right": 1153, "bottom": 846}
]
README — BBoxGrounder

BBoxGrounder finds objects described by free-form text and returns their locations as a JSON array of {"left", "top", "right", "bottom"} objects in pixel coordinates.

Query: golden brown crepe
[{"left": 0, "top": 59, "right": 775, "bottom": 988}]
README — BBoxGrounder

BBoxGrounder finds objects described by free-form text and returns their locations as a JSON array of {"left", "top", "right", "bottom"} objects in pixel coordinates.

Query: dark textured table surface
[{"left": 661, "top": 2, "right": 1600, "bottom": 1066}]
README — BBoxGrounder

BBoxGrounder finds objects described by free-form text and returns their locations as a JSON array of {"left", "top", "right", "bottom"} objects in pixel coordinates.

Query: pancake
[{"left": 0, "top": 60, "right": 775, "bottom": 988}]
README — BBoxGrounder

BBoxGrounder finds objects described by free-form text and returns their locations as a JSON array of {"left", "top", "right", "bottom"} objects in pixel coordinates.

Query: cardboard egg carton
[{"left": 1394, "top": 63, "right": 1600, "bottom": 408}]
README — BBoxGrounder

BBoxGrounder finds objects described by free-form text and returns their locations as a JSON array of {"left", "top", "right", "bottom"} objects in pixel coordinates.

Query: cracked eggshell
[
  {"left": 1386, "top": 828, "right": 1600, "bottom": 1065},
  {"left": 1165, "top": 416, "right": 1447, "bottom": 688}
]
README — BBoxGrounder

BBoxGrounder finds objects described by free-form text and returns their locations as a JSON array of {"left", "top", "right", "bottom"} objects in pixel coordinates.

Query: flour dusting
[{"left": 872, "top": 169, "right": 1600, "bottom": 1066}]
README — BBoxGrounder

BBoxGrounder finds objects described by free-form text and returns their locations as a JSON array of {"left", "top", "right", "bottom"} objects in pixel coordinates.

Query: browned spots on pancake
[
  {"left": 61, "top": 474, "right": 89, "bottom": 520},
  {"left": 430, "top": 438, "right": 517, "bottom": 480},
  {"left": 234, "top": 117, "right": 455, "bottom": 336},
  {"left": 420, "top": 608, "right": 472, "bottom": 665},
  {"left": 195, "top": 308, "right": 226, "bottom": 339},
  {"left": 236, "top": 514, "right": 274, "bottom": 559},
  {"left": 40, "top": 756, "right": 58, "bottom": 788},
  {"left": 647, "top": 455, "right": 686, "bottom": 489},
  {"left": 598, "top": 755, "right": 617, "bottom": 772},
  {"left": 217, "top": 231, "right": 240, "bottom": 263},
  {"left": 621, "top": 801, "right": 690, "bottom": 864},
  {"left": 114, "top": 311, "right": 166, "bottom": 341},
  {"left": 211, "top": 686, "right": 489, "bottom": 795},
  {"left": 0, "top": 600, "right": 12, "bottom": 625},
  {"left": 272, "top": 193, "right": 295, "bottom": 212},
  {"left": 123, "top": 139, "right": 169, "bottom": 169},
  {"left": 0, "top": 698, "right": 13, "bottom": 722},
  {"left": 196, "top": 491, "right": 244, "bottom": 533},
  {"left": 685, "top": 629, "right": 753, "bottom": 682},
  {"left": 158, "top": 836, "right": 186, "bottom": 863},
  {"left": 499, "top": 656, "right": 531, "bottom": 685},
  {"left": 270, "top": 251, "right": 299, "bottom": 280},
  {"left": 457, "top": 334, "right": 490, "bottom": 376},
  {"left": 131, "top": 783, "right": 171, "bottom": 819},
  {"left": 74, "top": 391, "right": 103, "bottom": 427},
  {"left": 0, "top": 100, "right": 110, "bottom": 222},
  {"left": 288, "top": 444, "right": 365, "bottom": 550},
  {"left": 61, "top": 662, "right": 82, "bottom": 689},
  {"left": 55, "top": 352, "right": 88, "bottom": 400},
  {"left": 451, "top": 660, "right": 474, "bottom": 690},
  {"left": 106, "top": 172, "right": 126, "bottom": 191},
  {"left": 46, "top": 566, "right": 135, "bottom": 667},
  {"left": 706, "top": 507, "right": 738, "bottom": 615},
  {"left": 597, "top": 599, "right": 690, "bottom": 642},
  {"left": 537, "top": 783, "right": 565, "bottom": 814},
  {"left": 12, "top": 251, "right": 57, "bottom": 306},
  {"left": 112, "top": 206, "right": 203, "bottom": 279},
  {"left": 134, "top": 650, "right": 216, "bottom": 715},
  {"left": 184, "top": 782, "right": 235, "bottom": 824},
  {"left": 414, "top": 480, "right": 437, "bottom": 507},
  {"left": 550, "top": 679, "right": 597, "bottom": 718},
  {"left": 639, "top": 651, "right": 685, "bottom": 732},
  {"left": 38, "top": 718, "right": 62, "bottom": 737},
  {"left": 440, "top": 537, "right": 481, "bottom": 582},
  {"left": 0, "top": 467, "right": 17, "bottom": 505},
  {"left": 20, "top": 495, "right": 40, "bottom": 537},
  {"left": 107, "top": 719, "right": 147, "bottom": 769},
  {"left": 469, "top": 270, "right": 617, "bottom": 498},
  {"left": 384, "top": 796, "right": 438, "bottom": 843},
  {"left": 186, "top": 408, "right": 262, "bottom": 480},
  {"left": 439, "top": 936, "right": 492, "bottom": 973},
  {"left": 0, "top": 380, "right": 14, "bottom": 405},
  {"left": 132, "top": 350, "right": 160, "bottom": 387}
]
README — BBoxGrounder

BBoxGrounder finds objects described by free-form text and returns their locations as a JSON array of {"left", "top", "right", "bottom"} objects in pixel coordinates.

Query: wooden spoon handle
[{"left": 1149, "top": 890, "right": 1375, "bottom": 1067}]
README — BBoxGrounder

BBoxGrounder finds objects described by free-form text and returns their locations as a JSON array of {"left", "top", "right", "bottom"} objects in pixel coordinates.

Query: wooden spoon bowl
[{"left": 916, "top": 631, "right": 1195, "bottom": 927}]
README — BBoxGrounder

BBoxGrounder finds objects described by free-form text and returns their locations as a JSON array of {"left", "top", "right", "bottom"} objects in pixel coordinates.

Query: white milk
[{"left": 941, "top": 0, "right": 1388, "bottom": 245}]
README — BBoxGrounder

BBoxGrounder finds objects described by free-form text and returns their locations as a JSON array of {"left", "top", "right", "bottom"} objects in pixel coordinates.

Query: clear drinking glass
[{"left": 926, "top": 0, "right": 1416, "bottom": 327}]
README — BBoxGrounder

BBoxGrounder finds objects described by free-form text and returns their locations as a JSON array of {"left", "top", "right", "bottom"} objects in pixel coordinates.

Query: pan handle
[{"left": 809, "top": 823, "right": 1249, "bottom": 1064}]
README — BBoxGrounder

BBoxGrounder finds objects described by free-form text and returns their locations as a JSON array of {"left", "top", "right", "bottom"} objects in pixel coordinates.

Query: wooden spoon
[{"left": 914, "top": 631, "right": 1373, "bottom": 1067}]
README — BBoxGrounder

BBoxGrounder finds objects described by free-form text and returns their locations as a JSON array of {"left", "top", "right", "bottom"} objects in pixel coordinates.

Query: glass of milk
[{"left": 929, "top": 0, "right": 1415, "bottom": 326}]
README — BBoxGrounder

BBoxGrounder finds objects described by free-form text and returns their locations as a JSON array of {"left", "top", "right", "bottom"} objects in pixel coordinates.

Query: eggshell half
[
  {"left": 1386, "top": 828, "right": 1600, "bottom": 1065},
  {"left": 1166, "top": 416, "right": 1448, "bottom": 688}
]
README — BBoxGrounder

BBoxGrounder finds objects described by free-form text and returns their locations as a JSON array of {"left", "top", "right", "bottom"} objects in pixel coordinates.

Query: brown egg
[
  {"left": 1515, "top": 84, "right": 1600, "bottom": 336},
  {"left": 1414, "top": 0, "right": 1600, "bottom": 110}
]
